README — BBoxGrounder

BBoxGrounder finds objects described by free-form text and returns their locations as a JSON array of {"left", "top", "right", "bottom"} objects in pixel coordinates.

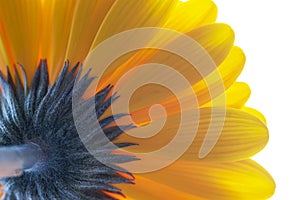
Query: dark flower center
[{"left": 0, "top": 60, "right": 136, "bottom": 200}]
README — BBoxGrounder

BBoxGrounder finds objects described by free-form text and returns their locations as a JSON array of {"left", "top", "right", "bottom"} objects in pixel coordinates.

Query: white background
[{"left": 213, "top": 0, "right": 300, "bottom": 199}]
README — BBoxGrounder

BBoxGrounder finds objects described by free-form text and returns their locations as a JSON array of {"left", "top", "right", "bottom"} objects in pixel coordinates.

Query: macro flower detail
[
  {"left": 0, "top": 0, "right": 275, "bottom": 200},
  {"left": 0, "top": 60, "right": 136, "bottom": 199}
]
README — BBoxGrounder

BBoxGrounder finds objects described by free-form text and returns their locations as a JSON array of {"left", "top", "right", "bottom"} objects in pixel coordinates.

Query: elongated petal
[
  {"left": 0, "top": 0, "right": 41, "bottom": 77},
  {"left": 130, "top": 46, "right": 244, "bottom": 115},
  {"left": 120, "top": 159, "right": 275, "bottom": 200},
  {"left": 38, "top": 0, "right": 77, "bottom": 83},
  {"left": 222, "top": 82, "right": 251, "bottom": 108},
  {"left": 187, "top": 23, "right": 234, "bottom": 66},
  {"left": 98, "top": 23, "right": 234, "bottom": 89},
  {"left": 161, "top": 45, "right": 244, "bottom": 112},
  {"left": 242, "top": 106, "right": 267, "bottom": 124},
  {"left": 203, "top": 82, "right": 251, "bottom": 108},
  {"left": 184, "top": 107, "right": 269, "bottom": 161},
  {"left": 112, "top": 176, "right": 205, "bottom": 200},
  {"left": 192, "top": 46, "right": 245, "bottom": 106},
  {"left": 65, "top": 0, "right": 116, "bottom": 67},
  {"left": 0, "top": 31, "right": 11, "bottom": 71},
  {"left": 91, "top": 0, "right": 177, "bottom": 48},
  {"left": 117, "top": 108, "right": 268, "bottom": 162},
  {"left": 114, "top": 46, "right": 245, "bottom": 123},
  {"left": 164, "top": 0, "right": 218, "bottom": 32}
]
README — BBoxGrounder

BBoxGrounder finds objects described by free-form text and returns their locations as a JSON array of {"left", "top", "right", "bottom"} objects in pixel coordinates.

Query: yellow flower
[{"left": 0, "top": 0, "right": 275, "bottom": 199}]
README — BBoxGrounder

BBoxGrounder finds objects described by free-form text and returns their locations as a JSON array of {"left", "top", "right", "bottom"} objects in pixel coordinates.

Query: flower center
[{"left": 0, "top": 60, "right": 136, "bottom": 200}]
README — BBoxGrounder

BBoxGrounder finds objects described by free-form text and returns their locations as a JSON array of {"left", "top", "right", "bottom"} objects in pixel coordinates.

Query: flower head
[{"left": 0, "top": 0, "right": 275, "bottom": 199}]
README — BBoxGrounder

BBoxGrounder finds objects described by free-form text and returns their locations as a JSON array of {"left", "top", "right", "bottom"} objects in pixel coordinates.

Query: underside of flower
[{"left": 0, "top": 60, "right": 136, "bottom": 200}]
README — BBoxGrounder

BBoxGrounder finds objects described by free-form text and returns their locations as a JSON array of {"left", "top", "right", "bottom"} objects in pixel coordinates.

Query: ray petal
[
  {"left": 122, "top": 159, "right": 275, "bottom": 200},
  {"left": 114, "top": 46, "right": 245, "bottom": 121},
  {"left": 117, "top": 108, "right": 268, "bottom": 162},
  {"left": 0, "top": 0, "right": 42, "bottom": 78},
  {"left": 164, "top": 0, "right": 218, "bottom": 32},
  {"left": 38, "top": 0, "right": 77, "bottom": 82},
  {"left": 91, "top": 0, "right": 177, "bottom": 48},
  {"left": 65, "top": 0, "right": 117, "bottom": 68},
  {"left": 203, "top": 82, "right": 251, "bottom": 108},
  {"left": 242, "top": 106, "right": 267, "bottom": 124}
]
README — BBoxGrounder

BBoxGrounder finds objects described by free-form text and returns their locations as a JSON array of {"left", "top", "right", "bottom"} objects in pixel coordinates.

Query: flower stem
[{"left": 0, "top": 143, "right": 42, "bottom": 179}]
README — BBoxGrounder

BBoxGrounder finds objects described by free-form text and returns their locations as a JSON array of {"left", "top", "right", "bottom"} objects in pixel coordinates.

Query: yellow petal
[
  {"left": 65, "top": 0, "right": 116, "bottom": 68},
  {"left": 242, "top": 106, "right": 267, "bottom": 124},
  {"left": 203, "top": 82, "right": 251, "bottom": 108},
  {"left": 0, "top": 22, "right": 12, "bottom": 71},
  {"left": 114, "top": 46, "right": 245, "bottom": 122},
  {"left": 117, "top": 107, "right": 268, "bottom": 163},
  {"left": 187, "top": 23, "right": 235, "bottom": 66},
  {"left": 116, "top": 176, "right": 206, "bottom": 200},
  {"left": 98, "top": 23, "right": 234, "bottom": 88},
  {"left": 185, "top": 107, "right": 269, "bottom": 161},
  {"left": 38, "top": 0, "right": 77, "bottom": 82},
  {"left": 0, "top": 0, "right": 42, "bottom": 78},
  {"left": 192, "top": 46, "right": 246, "bottom": 106},
  {"left": 97, "top": 24, "right": 236, "bottom": 121},
  {"left": 0, "top": 0, "right": 79, "bottom": 81},
  {"left": 125, "top": 159, "right": 275, "bottom": 200},
  {"left": 126, "top": 45, "right": 243, "bottom": 118},
  {"left": 91, "top": 0, "right": 177, "bottom": 48},
  {"left": 164, "top": 0, "right": 218, "bottom": 32}
]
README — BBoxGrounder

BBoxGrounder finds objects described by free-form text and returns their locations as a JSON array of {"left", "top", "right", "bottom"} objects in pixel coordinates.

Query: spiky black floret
[{"left": 0, "top": 60, "right": 137, "bottom": 200}]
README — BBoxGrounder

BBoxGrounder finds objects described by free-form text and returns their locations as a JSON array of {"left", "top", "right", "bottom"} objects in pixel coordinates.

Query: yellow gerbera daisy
[{"left": 0, "top": 0, "right": 275, "bottom": 199}]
